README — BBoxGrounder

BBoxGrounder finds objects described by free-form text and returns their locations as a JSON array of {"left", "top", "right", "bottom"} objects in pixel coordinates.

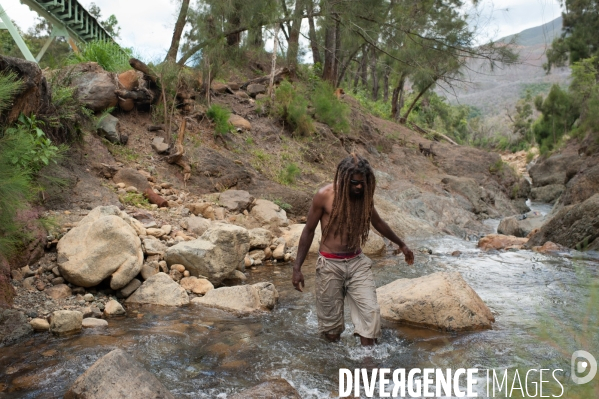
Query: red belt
[{"left": 319, "top": 249, "right": 362, "bottom": 259}]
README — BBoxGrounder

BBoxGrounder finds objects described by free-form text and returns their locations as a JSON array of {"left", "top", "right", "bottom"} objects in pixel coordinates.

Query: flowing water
[{"left": 1, "top": 209, "right": 598, "bottom": 398}]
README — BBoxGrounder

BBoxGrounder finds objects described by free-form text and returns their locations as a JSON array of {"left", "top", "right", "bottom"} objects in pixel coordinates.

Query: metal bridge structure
[{"left": 0, "top": 0, "right": 114, "bottom": 63}]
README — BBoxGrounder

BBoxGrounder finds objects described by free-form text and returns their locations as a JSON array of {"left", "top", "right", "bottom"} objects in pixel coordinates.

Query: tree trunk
[
  {"left": 286, "top": 0, "right": 305, "bottom": 69},
  {"left": 307, "top": 0, "right": 321, "bottom": 65},
  {"left": 332, "top": 17, "right": 341, "bottom": 81},
  {"left": 322, "top": 17, "right": 336, "bottom": 83},
  {"left": 227, "top": 13, "right": 242, "bottom": 47},
  {"left": 383, "top": 68, "right": 390, "bottom": 102},
  {"left": 370, "top": 46, "right": 378, "bottom": 100},
  {"left": 248, "top": 26, "right": 264, "bottom": 48},
  {"left": 336, "top": 44, "right": 363, "bottom": 88},
  {"left": 165, "top": 0, "right": 190, "bottom": 62},
  {"left": 360, "top": 47, "right": 368, "bottom": 88},
  {"left": 391, "top": 73, "right": 406, "bottom": 120},
  {"left": 402, "top": 80, "right": 436, "bottom": 123},
  {"left": 391, "top": 85, "right": 400, "bottom": 119}
]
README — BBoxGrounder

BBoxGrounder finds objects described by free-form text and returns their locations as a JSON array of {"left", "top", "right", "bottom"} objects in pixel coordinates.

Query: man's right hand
[{"left": 292, "top": 269, "right": 305, "bottom": 292}]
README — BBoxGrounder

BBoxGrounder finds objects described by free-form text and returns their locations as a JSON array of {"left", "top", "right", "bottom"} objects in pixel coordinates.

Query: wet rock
[
  {"left": 182, "top": 216, "right": 211, "bottom": 236},
  {"left": 530, "top": 184, "right": 565, "bottom": 204},
  {"left": 58, "top": 206, "right": 143, "bottom": 290},
  {"left": 229, "top": 378, "right": 300, "bottom": 399},
  {"left": 191, "top": 282, "right": 278, "bottom": 315},
  {"left": 529, "top": 152, "right": 581, "bottom": 187},
  {"left": 45, "top": 284, "right": 72, "bottom": 299},
  {"left": 272, "top": 243, "right": 286, "bottom": 260},
  {"left": 561, "top": 164, "right": 599, "bottom": 206},
  {"left": 250, "top": 199, "right": 289, "bottom": 227},
  {"left": 119, "top": 279, "right": 141, "bottom": 298},
  {"left": 249, "top": 249, "right": 266, "bottom": 261},
  {"left": 228, "top": 114, "right": 252, "bottom": 131},
  {"left": 30, "top": 318, "right": 50, "bottom": 331},
  {"left": 64, "top": 349, "right": 175, "bottom": 399},
  {"left": 249, "top": 228, "right": 272, "bottom": 249},
  {"left": 0, "top": 309, "right": 33, "bottom": 346},
  {"left": 165, "top": 224, "right": 250, "bottom": 285},
  {"left": 526, "top": 193, "right": 599, "bottom": 250},
  {"left": 113, "top": 169, "right": 150, "bottom": 192},
  {"left": 50, "top": 310, "right": 83, "bottom": 335},
  {"left": 82, "top": 318, "right": 108, "bottom": 328},
  {"left": 151, "top": 136, "right": 169, "bottom": 154},
  {"left": 532, "top": 241, "right": 566, "bottom": 254},
  {"left": 377, "top": 272, "right": 495, "bottom": 332},
  {"left": 180, "top": 277, "right": 214, "bottom": 295},
  {"left": 104, "top": 300, "right": 126, "bottom": 317},
  {"left": 219, "top": 190, "right": 254, "bottom": 212},
  {"left": 126, "top": 273, "right": 189, "bottom": 306},
  {"left": 477, "top": 234, "right": 528, "bottom": 251}
]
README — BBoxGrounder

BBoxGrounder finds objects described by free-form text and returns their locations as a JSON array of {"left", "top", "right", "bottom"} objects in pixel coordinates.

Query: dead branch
[
  {"left": 166, "top": 117, "right": 192, "bottom": 183},
  {"left": 240, "top": 67, "right": 290, "bottom": 90},
  {"left": 129, "top": 58, "right": 158, "bottom": 83}
]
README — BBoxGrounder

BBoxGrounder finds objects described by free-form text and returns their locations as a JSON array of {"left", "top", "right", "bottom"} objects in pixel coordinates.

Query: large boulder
[
  {"left": 219, "top": 190, "right": 254, "bottom": 212},
  {"left": 191, "top": 282, "right": 278, "bottom": 315},
  {"left": 50, "top": 310, "right": 83, "bottom": 335},
  {"left": 529, "top": 153, "right": 582, "bottom": 187},
  {"left": 229, "top": 379, "right": 300, "bottom": 399},
  {"left": 477, "top": 234, "right": 528, "bottom": 251},
  {"left": 282, "top": 224, "right": 321, "bottom": 254},
  {"left": 69, "top": 62, "right": 118, "bottom": 112},
  {"left": 64, "top": 349, "right": 175, "bottom": 399},
  {"left": 250, "top": 199, "right": 289, "bottom": 227},
  {"left": 441, "top": 176, "right": 494, "bottom": 216},
  {"left": 561, "top": 164, "right": 599, "bottom": 206},
  {"left": 97, "top": 114, "right": 127, "bottom": 145},
  {"left": 530, "top": 184, "right": 565, "bottom": 204},
  {"left": 362, "top": 230, "right": 386, "bottom": 256},
  {"left": 57, "top": 206, "right": 143, "bottom": 290},
  {"left": 165, "top": 224, "right": 250, "bottom": 284},
  {"left": 497, "top": 212, "right": 545, "bottom": 238},
  {"left": 377, "top": 272, "right": 495, "bottom": 332},
  {"left": 249, "top": 228, "right": 273, "bottom": 249},
  {"left": 228, "top": 114, "right": 252, "bottom": 131},
  {"left": 526, "top": 193, "right": 599, "bottom": 250},
  {"left": 126, "top": 273, "right": 189, "bottom": 306}
]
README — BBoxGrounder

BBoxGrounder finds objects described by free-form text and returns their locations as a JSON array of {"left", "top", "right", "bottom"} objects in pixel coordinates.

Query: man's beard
[{"left": 349, "top": 190, "right": 364, "bottom": 200}]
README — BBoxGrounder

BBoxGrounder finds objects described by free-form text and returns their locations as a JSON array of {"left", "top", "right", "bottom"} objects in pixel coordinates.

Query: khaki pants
[{"left": 315, "top": 253, "right": 381, "bottom": 339}]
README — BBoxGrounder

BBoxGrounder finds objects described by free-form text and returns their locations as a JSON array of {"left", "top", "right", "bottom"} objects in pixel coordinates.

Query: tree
[
  {"left": 165, "top": 0, "right": 191, "bottom": 62},
  {"left": 88, "top": 2, "right": 121, "bottom": 38},
  {"left": 546, "top": 0, "right": 599, "bottom": 71}
]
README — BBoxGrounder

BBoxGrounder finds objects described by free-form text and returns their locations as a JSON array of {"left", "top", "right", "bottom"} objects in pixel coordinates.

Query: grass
[
  {"left": 272, "top": 198, "right": 292, "bottom": 211},
  {"left": 275, "top": 163, "right": 301, "bottom": 185},
  {"left": 119, "top": 192, "right": 151, "bottom": 208},
  {"left": 207, "top": 104, "right": 233, "bottom": 136},
  {"left": 68, "top": 40, "right": 132, "bottom": 73},
  {"left": 311, "top": 81, "right": 350, "bottom": 134},
  {"left": 105, "top": 141, "right": 140, "bottom": 162},
  {"left": 273, "top": 81, "right": 314, "bottom": 136}
]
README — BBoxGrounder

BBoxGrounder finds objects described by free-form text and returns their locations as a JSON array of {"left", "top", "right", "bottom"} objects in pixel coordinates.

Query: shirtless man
[{"left": 292, "top": 154, "right": 414, "bottom": 346}]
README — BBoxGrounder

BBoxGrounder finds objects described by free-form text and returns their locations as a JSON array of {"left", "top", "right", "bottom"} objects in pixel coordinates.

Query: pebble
[
  {"left": 30, "top": 318, "right": 50, "bottom": 331},
  {"left": 82, "top": 318, "right": 108, "bottom": 328},
  {"left": 83, "top": 293, "right": 94, "bottom": 302}
]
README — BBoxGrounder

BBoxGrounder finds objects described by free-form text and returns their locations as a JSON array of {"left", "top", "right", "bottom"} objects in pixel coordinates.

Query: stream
[{"left": 1, "top": 203, "right": 598, "bottom": 398}]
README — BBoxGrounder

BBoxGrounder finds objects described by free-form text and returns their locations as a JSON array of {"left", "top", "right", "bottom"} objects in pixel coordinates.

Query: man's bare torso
[{"left": 317, "top": 183, "right": 359, "bottom": 254}]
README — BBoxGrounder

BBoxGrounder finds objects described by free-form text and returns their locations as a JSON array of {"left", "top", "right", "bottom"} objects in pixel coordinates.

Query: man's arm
[
  {"left": 292, "top": 191, "right": 325, "bottom": 292},
  {"left": 371, "top": 207, "right": 415, "bottom": 265}
]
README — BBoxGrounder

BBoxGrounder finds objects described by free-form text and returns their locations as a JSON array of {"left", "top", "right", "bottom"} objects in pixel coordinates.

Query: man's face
[{"left": 349, "top": 173, "right": 365, "bottom": 198}]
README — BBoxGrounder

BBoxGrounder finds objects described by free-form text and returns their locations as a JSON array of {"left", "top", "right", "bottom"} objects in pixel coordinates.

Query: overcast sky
[{"left": 1, "top": 0, "right": 563, "bottom": 62}]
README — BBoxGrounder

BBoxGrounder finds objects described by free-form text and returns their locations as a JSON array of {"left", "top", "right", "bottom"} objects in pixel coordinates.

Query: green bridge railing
[{"left": 0, "top": 0, "right": 114, "bottom": 63}]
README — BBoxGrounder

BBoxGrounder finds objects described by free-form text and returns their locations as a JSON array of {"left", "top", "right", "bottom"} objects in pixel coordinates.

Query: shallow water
[{"left": 1, "top": 234, "right": 598, "bottom": 398}]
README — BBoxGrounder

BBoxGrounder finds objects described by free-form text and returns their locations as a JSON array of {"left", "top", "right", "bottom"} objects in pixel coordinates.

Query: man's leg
[
  {"left": 345, "top": 255, "right": 382, "bottom": 346},
  {"left": 315, "top": 257, "right": 346, "bottom": 341}
]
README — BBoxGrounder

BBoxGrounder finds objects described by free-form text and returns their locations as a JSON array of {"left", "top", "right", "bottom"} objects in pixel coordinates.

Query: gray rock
[
  {"left": 229, "top": 378, "right": 300, "bottom": 399},
  {"left": 180, "top": 277, "right": 214, "bottom": 295},
  {"left": 531, "top": 184, "right": 565, "bottom": 204},
  {"left": 219, "top": 190, "right": 254, "bottom": 212},
  {"left": 182, "top": 216, "right": 211, "bottom": 236},
  {"left": 70, "top": 62, "right": 118, "bottom": 112},
  {"left": 126, "top": 273, "right": 189, "bottom": 306},
  {"left": 58, "top": 206, "right": 144, "bottom": 290},
  {"left": 497, "top": 212, "right": 545, "bottom": 237},
  {"left": 64, "top": 349, "right": 175, "bottom": 399},
  {"left": 142, "top": 237, "right": 167, "bottom": 256},
  {"left": 119, "top": 279, "right": 141, "bottom": 298},
  {"left": 45, "top": 284, "right": 72, "bottom": 299},
  {"left": 247, "top": 83, "right": 267, "bottom": 97},
  {"left": 0, "top": 309, "right": 33, "bottom": 346},
  {"left": 82, "top": 318, "right": 108, "bottom": 328},
  {"left": 249, "top": 228, "right": 272, "bottom": 249},
  {"left": 141, "top": 261, "right": 159, "bottom": 280},
  {"left": 104, "top": 300, "right": 126, "bottom": 317},
  {"left": 97, "top": 114, "right": 127, "bottom": 145},
  {"left": 191, "top": 282, "right": 278, "bottom": 315},
  {"left": 151, "top": 136, "right": 169, "bottom": 154},
  {"left": 50, "top": 310, "right": 83, "bottom": 335},
  {"left": 165, "top": 224, "right": 250, "bottom": 285},
  {"left": 250, "top": 199, "right": 289, "bottom": 227}
]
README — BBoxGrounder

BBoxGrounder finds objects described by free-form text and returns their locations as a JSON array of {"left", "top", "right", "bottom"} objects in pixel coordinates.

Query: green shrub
[
  {"left": 276, "top": 162, "right": 301, "bottom": 185},
  {"left": 0, "top": 70, "right": 22, "bottom": 114},
  {"left": 207, "top": 104, "right": 232, "bottom": 135},
  {"left": 273, "top": 81, "right": 313, "bottom": 136},
  {"left": 311, "top": 81, "right": 350, "bottom": 133},
  {"left": 273, "top": 198, "right": 292, "bottom": 211},
  {"left": 68, "top": 40, "right": 131, "bottom": 73},
  {"left": 526, "top": 150, "right": 535, "bottom": 163},
  {"left": 119, "top": 192, "right": 150, "bottom": 208}
]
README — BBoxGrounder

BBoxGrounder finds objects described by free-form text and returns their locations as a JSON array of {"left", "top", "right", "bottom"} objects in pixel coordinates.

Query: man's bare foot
[{"left": 324, "top": 333, "right": 341, "bottom": 342}]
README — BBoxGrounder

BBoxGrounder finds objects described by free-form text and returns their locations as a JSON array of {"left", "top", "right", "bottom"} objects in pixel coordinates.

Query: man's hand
[
  {"left": 292, "top": 269, "right": 305, "bottom": 292},
  {"left": 394, "top": 245, "right": 414, "bottom": 265}
]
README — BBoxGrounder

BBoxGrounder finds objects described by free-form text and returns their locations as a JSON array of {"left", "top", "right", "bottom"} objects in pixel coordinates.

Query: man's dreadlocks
[{"left": 322, "top": 154, "right": 376, "bottom": 250}]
